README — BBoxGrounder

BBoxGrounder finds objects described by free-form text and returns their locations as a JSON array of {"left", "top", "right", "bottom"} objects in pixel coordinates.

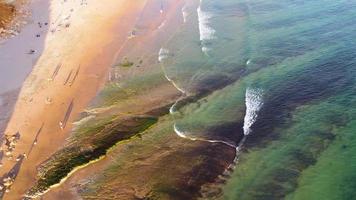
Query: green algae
[
  {"left": 98, "top": 71, "right": 168, "bottom": 106},
  {"left": 79, "top": 117, "right": 234, "bottom": 200},
  {"left": 27, "top": 116, "right": 158, "bottom": 196}
]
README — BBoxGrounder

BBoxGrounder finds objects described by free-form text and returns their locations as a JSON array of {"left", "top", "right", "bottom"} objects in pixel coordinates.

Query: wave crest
[
  {"left": 197, "top": 1, "right": 216, "bottom": 54},
  {"left": 243, "top": 88, "right": 263, "bottom": 135},
  {"left": 158, "top": 48, "right": 170, "bottom": 62}
]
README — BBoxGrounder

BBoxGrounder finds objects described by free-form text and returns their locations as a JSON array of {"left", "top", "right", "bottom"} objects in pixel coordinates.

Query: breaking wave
[
  {"left": 246, "top": 59, "right": 251, "bottom": 65},
  {"left": 197, "top": 1, "right": 216, "bottom": 54},
  {"left": 158, "top": 48, "right": 170, "bottom": 62},
  {"left": 173, "top": 123, "right": 236, "bottom": 148},
  {"left": 158, "top": 47, "right": 186, "bottom": 95},
  {"left": 243, "top": 88, "right": 263, "bottom": 135},
  {"left": 182, "top": 5, "right": 188, "bottom": 23},
  {"left": 157, "top": 20, "right": 166, "bottom": 30}
]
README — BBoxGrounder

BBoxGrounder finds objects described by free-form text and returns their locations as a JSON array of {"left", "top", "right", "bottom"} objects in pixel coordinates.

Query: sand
[
  {"left": 40, "top": 0, "right": 187, "bottom": 198},
  {"left": 0, "top": 0, "right": 149, "bottom": 199}
]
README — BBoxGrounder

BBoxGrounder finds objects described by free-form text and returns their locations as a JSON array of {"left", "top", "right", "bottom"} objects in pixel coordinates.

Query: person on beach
[{"left": 59, "top": 121, "right": 64, "bottom": 130}]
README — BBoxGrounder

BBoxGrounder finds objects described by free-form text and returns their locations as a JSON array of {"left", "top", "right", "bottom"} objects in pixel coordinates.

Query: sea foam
[
  {"left": 158, "top": 48, "right": 170, "bottom": 62},
  {"left": 182, "top": 5, "right": 188, "bottom": 23},
  {"left": 197, "top": 1, "right": 216, "bottom": 54},
  {"left": 243, "top": 88, "right": 263, "bottom": 135}
]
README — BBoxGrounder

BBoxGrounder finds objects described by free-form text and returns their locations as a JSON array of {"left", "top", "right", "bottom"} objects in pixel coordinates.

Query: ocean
[{"left": 159, "top": 0, "right": 356, "bottom": 199}]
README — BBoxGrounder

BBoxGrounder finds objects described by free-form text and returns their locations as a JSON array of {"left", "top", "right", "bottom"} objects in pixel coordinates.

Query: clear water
[{"left": 159, "top": 0, "right": 356, "bottom": 199}]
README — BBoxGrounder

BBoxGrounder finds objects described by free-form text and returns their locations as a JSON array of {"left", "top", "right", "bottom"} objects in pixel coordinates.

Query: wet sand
[
  {"left": 0, "top": 0, "right": 149, "bottom": 199},
  {"left": 42, "top": 0, "right": 188, "bottom": 198}
]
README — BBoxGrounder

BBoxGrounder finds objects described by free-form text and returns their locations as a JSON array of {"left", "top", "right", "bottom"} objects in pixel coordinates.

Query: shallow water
[{"left": 160, "top": 0, "right": 356, "bottom": 199}]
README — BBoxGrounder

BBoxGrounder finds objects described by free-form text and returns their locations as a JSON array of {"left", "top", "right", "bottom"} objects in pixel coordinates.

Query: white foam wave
[
  {"left": 158, "top": 20, "right": 166, "bottom": 30},
  {"left": 197, "top": 2, "right": 216, "bottom": 53},
  {"left": 243, "top": 88, "right": 263, "bottom": 135},
  {"left": 197, "top": 6, "right": 215, "bottom": 41},
  {"left": 173, "top": 123, "right": 236, "bottom": 148},
  {"left": 169, "top": 99, "right": 180, "bottom": 114},
  {"left": 158, "top": 48, "right": 170, "bottom": 62},
  {"left": 246, "top": 59, "right": 251, "bottom": 65},
  {"left": 182, "top": 5, "right": 188, "bottom": 23},
  {"left": 164, "top": 74, "right": 186, "bottom": 95},
  {"left": 174, "top": 123, "right": 188, "bottom": 138},
  {"left": 72, "top": 115, "right": 95, "bottom": 127}
]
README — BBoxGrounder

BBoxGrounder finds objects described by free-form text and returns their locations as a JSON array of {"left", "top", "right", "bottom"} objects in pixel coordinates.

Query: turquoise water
[{"left": 160, "top": 0, "right": 356, "bottom": 199}]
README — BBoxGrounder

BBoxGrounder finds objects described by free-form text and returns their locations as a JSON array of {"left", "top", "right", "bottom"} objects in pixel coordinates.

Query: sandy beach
[{"left": 0, "top": 0, "right": 148, "bottom": 199}]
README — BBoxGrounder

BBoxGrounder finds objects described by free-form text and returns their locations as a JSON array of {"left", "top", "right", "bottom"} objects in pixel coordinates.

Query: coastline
[
  {"left": 0, "top": 0, "right": 149, "bottom": 199},
  {"left": 38, "top": 0, "right": 238, "bottom": 199}
]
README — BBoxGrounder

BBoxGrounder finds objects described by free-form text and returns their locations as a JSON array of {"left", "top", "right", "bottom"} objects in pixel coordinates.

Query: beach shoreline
[{"left": 0, "top": 0, "right": 149, "bottom": 199}]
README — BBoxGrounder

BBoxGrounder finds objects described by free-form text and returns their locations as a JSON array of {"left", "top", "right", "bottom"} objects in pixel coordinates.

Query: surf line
[
  {"left": 222, "top": 88, "right": 263, "bottom": 178},
  {"left": 158, "top": 48, "right": 263, "bottom": 170},
  {"left": 197, "top": 0, "right": 216, "bottom": 55},
  {"left": 172, "top": 88, "right": 263, "bottom": 173}
]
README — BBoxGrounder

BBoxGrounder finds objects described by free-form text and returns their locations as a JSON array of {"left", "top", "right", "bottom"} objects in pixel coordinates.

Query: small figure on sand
[
  {"left": 49, "top": 63, "right": 62, "bottom": 81},
  {"left": 59, "top": 121, "right": 64, "bottom": 130},
  {"left": 59, "top": 100, "right": 74, "bottom": 130},
  {"left": 160, "top": 2, "right": 164, "bottom": 14},
  {"left": 28, "top": 49, "right": 36, "bottom": 54},
  {"left": 128, "top": 29, "right": 137, "bottom": 39},
  {"left": 69, "top": 66, "right": 80, "bottom": 86},
  {"left": 15, "top": 155, "right": 22, "bottom": 162}
]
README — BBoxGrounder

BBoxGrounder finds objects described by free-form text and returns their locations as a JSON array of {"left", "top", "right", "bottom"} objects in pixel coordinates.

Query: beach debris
[
  {"left": 2, "top": 132, "right": 21, "bottom": 157},
  {"left": 45, "top": 97, "right": 53, "bottom": 104},
  {"left": 3, "top": 177, "right": 13, "bottom": 187},
  {"left": 119, "top": 58, "right": 134, "bottom": 68},
  {"left": 1, "top": 154, "right": 25, "bottom": 193}
]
